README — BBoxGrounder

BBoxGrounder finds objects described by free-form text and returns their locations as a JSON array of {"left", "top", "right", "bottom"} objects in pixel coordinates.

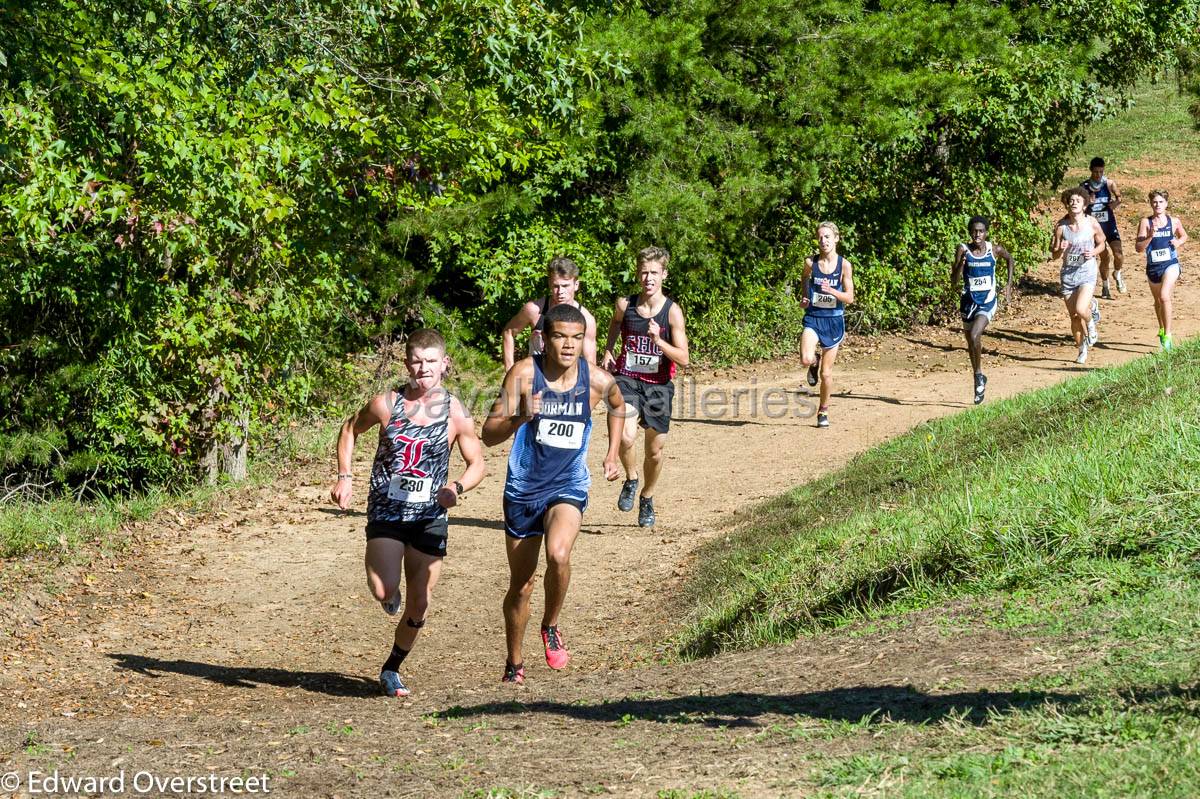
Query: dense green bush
[{"left": 2, "top": 0, "right": 1198, "bottom": 494}]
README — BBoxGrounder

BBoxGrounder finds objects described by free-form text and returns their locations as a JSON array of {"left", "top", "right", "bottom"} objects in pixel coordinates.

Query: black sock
[{"left": 382, "top": 645, "right": 409, "bottom": 673}]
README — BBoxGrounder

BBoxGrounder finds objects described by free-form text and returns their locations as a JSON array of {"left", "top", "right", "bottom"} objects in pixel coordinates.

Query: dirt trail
[{"left": 3, "top": 162, "right": 1199, "bottom": 797}]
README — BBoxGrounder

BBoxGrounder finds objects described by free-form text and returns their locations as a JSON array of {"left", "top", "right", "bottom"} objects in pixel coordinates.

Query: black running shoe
[
  {"left": 816, "top": 411, "right": 830, "bottom": 428},
  {"left": 806, "top": 355, "right": 820, "bottom": 387},
  {"left": 638, "top": 496, "right": 656, "bottom": 527},
  {"left": 617, "top": 479, "right": 638, "bottom": 512},
  {"left": 974, "top": 373, "right": 987, "bottom": 405}
]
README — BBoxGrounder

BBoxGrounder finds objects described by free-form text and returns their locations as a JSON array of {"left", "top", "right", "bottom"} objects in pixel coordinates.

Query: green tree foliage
[
  {"left": 2, "top": 0, "right": 1198, "bottom": 495},
  {"left": 0, "top": 0, "right": 595, "bottom": 491}
]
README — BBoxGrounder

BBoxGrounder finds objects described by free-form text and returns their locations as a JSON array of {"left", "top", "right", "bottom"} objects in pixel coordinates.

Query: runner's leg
[
  {"left": 639, "top": 427, "right": 668, "bottom": 498},
  {"left": 392, "top": 547, "right": 442, "bottom": 651},
  {"left": 365, "top": 537, "right": 404, "bottom": 604},
  {"left": 540, "top": 503, "right": 583, "bottom": 629},
  {"left": 819, "top": 344, "right": 840, "bottom": 410},
  {"left": 503, "top": 535, "right": 542, "bottom": 668},
  {"left": 1160, "top": 268, "right": 1179, "bottom": 340},
  {"left": 964, "top": 315, "right": 987, "bottom": 375},
  {"left": 800, "top": 327, "right": 819, "bottom": 368},
  {"left": 618, "top": 409, "right": 640, "bottom": 481}
]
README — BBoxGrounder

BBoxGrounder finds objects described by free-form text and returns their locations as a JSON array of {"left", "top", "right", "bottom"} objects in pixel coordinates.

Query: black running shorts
[{"left": 365, "top": 517, "right": 448, "bottom": 558}]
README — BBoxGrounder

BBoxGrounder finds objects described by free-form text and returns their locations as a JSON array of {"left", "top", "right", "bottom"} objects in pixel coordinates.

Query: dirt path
[{"left": 3, "top": 162, "right": 1199, "bottom": 798}]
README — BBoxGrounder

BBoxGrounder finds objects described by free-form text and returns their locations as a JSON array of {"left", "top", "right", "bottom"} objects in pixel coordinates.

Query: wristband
[
  {"left": 337, "top": 473, "right": 353, "bottom": 480},
  {"left": 454, "top": 480, "right": 465, "bottom": 496}
]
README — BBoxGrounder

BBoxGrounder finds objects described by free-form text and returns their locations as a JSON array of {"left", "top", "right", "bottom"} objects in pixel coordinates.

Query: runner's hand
[
  {"left": 647, "top": 319, "right": 661, "bottom": 342},
  {"left": 331, "top": 480, "right": 352, "bottom": 509},
  {"left": 437, "top": 485, "right": 459, "bottom": 509},
  {"left": 523, "top": 390, "right": 542, "bottom": 419},
  {"left": 800, "top": 296, "right": 810, "bottom": 308},
  {"left": 603, "top": 455, "right": 620, "bottom": 481},
  {"left": 602, "top": 350, "right": 616, "bottom": 371}
]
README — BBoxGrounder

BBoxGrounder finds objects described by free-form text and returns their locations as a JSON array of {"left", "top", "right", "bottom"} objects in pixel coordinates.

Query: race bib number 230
[{"left": 388, "top": 475, "right": 432, "bottom": 503}]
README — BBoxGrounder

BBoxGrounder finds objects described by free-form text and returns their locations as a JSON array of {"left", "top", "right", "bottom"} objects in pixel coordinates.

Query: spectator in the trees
[
  {"left": 330, "top": 328, "right": 486, "bottom": 698},
  {"left": 1081, "top": 156, "right": 1125, "bottom": 299},
  {"left": 799, "top": 223, "right": 855, "bottom": 428},
  {"left": 502, "top": 257, "right": 598, "bottom": 372},
  {"left": 1135, "top": 189, "right": 1189, "bottom": 351},
  {"left": 951, "top": 216, "right": 1014, "bottom": 404},
  {"left": 1051, "top": 188, "right": 1106, "bottom": 364},
  {"left": 602, "top": 247, "right": 690, "bottom": 528}
]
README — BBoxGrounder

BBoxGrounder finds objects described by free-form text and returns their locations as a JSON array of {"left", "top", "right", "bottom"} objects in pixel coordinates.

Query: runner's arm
[
  {"left": 439, "top": 398, "right": 486, "bottom": 507},
  {"left": 950, "top": 245, "right": 966, "bottom": 294},
  {"left": 330, "top": 393, "right": 391, "bottom": 508},
  {"left": 828, "top": 259, "right": 855, "bottom": 305},
  {"left": 482, "top": 360, "right": 536, "bottom": 447},
  {"left": 996, "top": 244, "right": 1016, "bottom": 306},
  {"left": 597, "top": 370, "right": 625, "bottom": 481},
  {"left": 602, "top": 296, "right": 628, "bottom": 370},
  {"left": 1174, "top": 217, "right": 1189, "bottom": 250},
  {"left": 798, "top": 257, "right": 813, "bottom": 308},
  {"left": 1091, "top": 220, "right": 1107, "bottom": 257},
  {"left": 1108, "top": 178, "right": 1121, "bottom": 210},
  {"left": 653, "top": 303, "right": 690, "bottom": 367},
  {"left": 1134, "top": 217, "right": 1152, "bottom": 253},
  {"left": 502, "top": 302, "right": 538, "bottom": 372},
  {"left": 583, "top": 308, "right": 599, "bottom": 364},
  {"left": 1049, "top": 224, "right": 1065, "bottom": 259}
]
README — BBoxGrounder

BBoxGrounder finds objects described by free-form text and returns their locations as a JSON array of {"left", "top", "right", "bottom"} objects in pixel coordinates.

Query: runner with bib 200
[
  {"left": 1051, "top": 188, "right": 1106, "bottom": 365},
  {"left": 800, "top": 222, "right": 855, "bottom": 428},
  {"left": 1082, "top": 157, "right": 1125, "bottom": 299},
  {"left": 331, "top": 329, "right": 485, "bottom": 698},
  {"left": 951, "top": 216, "right": 1014, "bottom": 404},
  {"left": 1135, "top": 189, "right": 1189, "bottom": 351},
  {"left": 484, "top": 304, "right": 624, "bottom": 685},
  {"left": 602, "top": 246, "right": 690, "bottom": 528},
  {"left": 502, "top": 256, "right": 598, "bottom": 372}
]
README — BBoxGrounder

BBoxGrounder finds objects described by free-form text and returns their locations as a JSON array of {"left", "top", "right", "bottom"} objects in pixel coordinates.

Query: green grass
[
  {"left": 1073, "top": 79, "right": 1200, "bottom": 167},
  {"left": 677, "top": 340, "right": 1200, "bottom": 658}
]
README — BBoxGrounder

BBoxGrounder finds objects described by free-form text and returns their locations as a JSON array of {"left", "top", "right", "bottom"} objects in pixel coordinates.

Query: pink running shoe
[
  {"left": 501, "top": 662, "right": 525, "bottom": 685},
  {"left": 541, "top": 625, "right": 570, "bottom": 670}
]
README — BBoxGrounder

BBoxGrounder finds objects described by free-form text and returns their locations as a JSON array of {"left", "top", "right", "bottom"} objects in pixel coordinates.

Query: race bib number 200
[{"left": 537, "top": 419, "right": 584, "bottom": 449}]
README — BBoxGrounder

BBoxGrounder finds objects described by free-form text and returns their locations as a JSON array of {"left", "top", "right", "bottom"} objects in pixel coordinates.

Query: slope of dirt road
[{"left": 3, "top": 160, "right": 1198, "bottom": 797}]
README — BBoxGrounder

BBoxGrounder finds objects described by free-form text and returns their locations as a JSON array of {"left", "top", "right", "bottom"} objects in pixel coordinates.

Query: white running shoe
[
  {"left": 1115, "top": 271, "right": 1126, "bottom": 294},
  {"left": 1087, "top": 318, "right": 1098, "bottom": 346},
  {"left": 1076, "top": 344, "right": 1089, "bottom": 364}
]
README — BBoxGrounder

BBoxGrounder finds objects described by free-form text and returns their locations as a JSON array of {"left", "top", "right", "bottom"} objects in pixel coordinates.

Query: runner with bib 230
[
  {"left": 800, "top": 222, "right": 855, "bottom": 428},
  {"left": 330, "top": 329, "right": 485, "bottom": 699},
  {"left": 1135, "top": 189, "right": 1189, "bottom": 351},
  {"left": 951, "top": 216, "right": 1014, "bottom": 404},
  {"left": 484, "top": 304, "right": 624, "bottom": 685}
]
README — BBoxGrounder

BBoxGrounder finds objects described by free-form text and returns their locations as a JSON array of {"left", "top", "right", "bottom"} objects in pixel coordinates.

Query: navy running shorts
[
  {"left": 365, "top": 517, "right": 448, "bottom": 557},
  {"left": 503, "top": 495, "right": 587, "bottom": 539},
  {"left": 803, "top": 314, "right": 845, "bottom": 350},
  {"left": 615, "top": 375, "right": 675, "bottom": 434}
]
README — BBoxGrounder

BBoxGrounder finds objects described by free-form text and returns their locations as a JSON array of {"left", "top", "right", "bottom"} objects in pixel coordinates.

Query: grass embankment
[
  {"left": 680, "top": 342, "right": 1200, "bottom": 656},
  {"left": 679, "top": 344, "right": 1200, "bottom": 796}
]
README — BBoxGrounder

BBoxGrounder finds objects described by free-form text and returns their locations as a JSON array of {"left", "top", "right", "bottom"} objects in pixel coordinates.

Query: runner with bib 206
[
  {"left": 484, "top": 304, "right": 624, "bottom": 686},
  {"left": 1082, "top": 156, "right": 1125, "bottom": 299},
  {"left": 501, "top": 256, "right": 598, "bottom": 372},
  {"left": 1051, "top": 188, "right": 1106, "bottom": 365},
  {"left": 951, "top": 216, "right": 1014, "bottom": 404},
  {"left": 330, "top": 329, "right": 485, "bottom": 698},
  {"left": 1135, "top": 189, "right": 1189, "bottom": 351},
  {"left": 602, "top": 246, "right": 690, "bottom": 529},
  {"left": 800, "top": 222, "right": 855, "bottom": 428}
]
